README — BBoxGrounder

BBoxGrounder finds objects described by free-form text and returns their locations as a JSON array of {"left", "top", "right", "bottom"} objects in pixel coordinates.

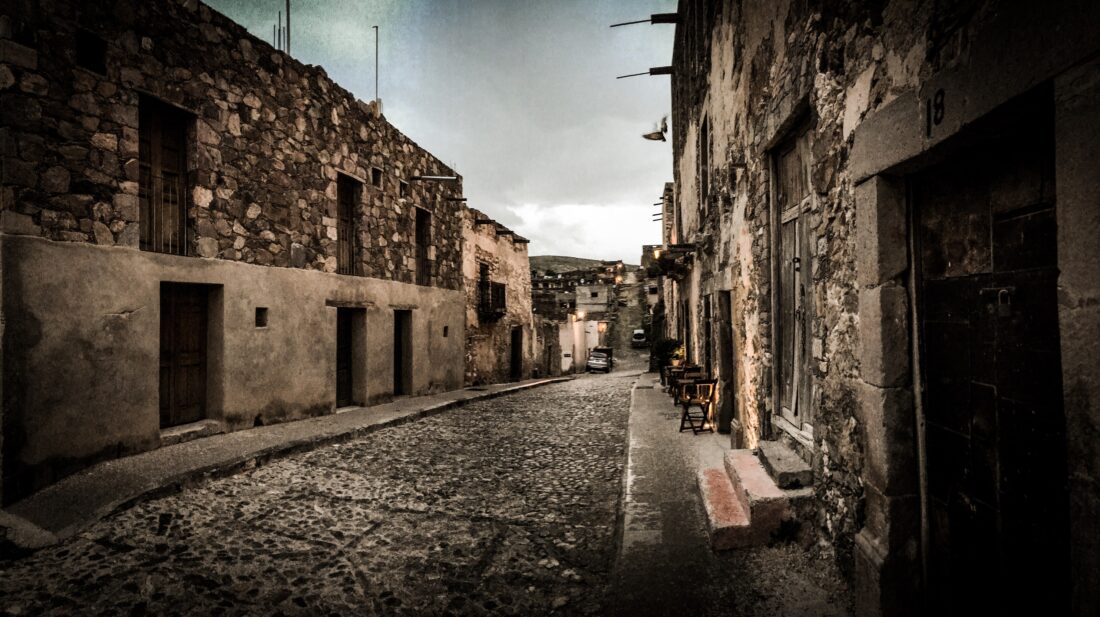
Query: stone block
[
  {"left": 854, "top": 528, "right": 921, "bottom": 617},
  {"left": 757, "top": 440, "right": 813, "bottom": 488},
  {"left": 859, "top": 283, "right": 910, "bottom": 388},
  {"left": 1, "top": 210, "right": 40, "bottom": 236},
  {"left": 858, "top": 382, "right": 918, "bottom": 495},
  {"left": 0, "top": 39, "right": 37, "bottom": 70},
  {"left": 854, "top": 175, "right": 906, "bottom": 288}
]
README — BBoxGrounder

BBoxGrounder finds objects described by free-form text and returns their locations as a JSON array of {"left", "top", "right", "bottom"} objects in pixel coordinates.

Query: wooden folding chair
[{"left": 678, "top": 379, "right": 717, "bottom": 434}]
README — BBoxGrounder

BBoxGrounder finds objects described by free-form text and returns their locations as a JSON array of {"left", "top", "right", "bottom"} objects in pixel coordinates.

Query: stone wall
[
  {"left": 1, "top": 0, "right": 463, "bottom": 289},
  {"left": 667, "top": 0, "right": 1100, "bottom": 614},
  {"left": 461, "top": 207, "right": 537, "bottom": 386}
]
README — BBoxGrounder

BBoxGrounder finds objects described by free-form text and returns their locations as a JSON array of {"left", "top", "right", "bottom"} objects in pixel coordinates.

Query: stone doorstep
[
  {"left": 159, "top": 419, "right": 225, "bottom": 447},
  {"left": 724, "top": 449, "right": 791, "bottom": 537},
  {"left": 696, "top": 449, "right": 810, "bottom": 551},
  {"left": 695, "top": 466, "right": 753, "bottom": 550},
  {"left": 757, "top": 440, "right": 814, "bottom": 489}
]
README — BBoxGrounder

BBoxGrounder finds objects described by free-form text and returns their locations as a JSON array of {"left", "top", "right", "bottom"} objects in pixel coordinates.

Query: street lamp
[
  {"left": 575, "top": 310, "right": 586, "bottom": 320},
  {"left": 598, "top": 322, "right": 609, "bottom": 333}
]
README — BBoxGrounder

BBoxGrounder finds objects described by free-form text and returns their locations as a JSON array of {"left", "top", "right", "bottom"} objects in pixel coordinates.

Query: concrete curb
[{"left": 1, "top": 377, "right": 571, "bottom": 556}]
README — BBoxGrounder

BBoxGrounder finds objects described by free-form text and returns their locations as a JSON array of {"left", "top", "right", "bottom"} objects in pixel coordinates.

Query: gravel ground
[{"left": 0, "top": 374, "right": 634, "bottom": 617}]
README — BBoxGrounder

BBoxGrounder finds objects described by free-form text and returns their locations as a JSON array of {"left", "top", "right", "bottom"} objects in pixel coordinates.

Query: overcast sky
[{"left": 205, "top": 0, "right": 675, "bottom": 262}]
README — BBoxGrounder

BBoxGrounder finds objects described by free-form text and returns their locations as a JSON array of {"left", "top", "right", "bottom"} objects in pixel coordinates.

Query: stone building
[
  {"left": 0, "top": 0, "right": 472, "bottom": 503},
  {"left": 657, "top": 1, "right": 1100, "bottom": 615},
  {"left": 462, "top": 207, "right": 549, "bottom": 385}
]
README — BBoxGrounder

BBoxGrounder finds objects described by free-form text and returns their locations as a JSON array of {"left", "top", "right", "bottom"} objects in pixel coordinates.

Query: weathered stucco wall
[
  {"left": 461, "top": 208, "right": 536, "bottom": 385},
  {"left": 2, "top": 235, "right": 463, "bottom": 501},
  {"left": 1, "top": 0, "right": 464, "bottom": 288}
]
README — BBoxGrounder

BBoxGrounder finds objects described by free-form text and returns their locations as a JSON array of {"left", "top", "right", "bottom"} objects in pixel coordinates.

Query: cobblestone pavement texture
[{"left": 0, "top": 374, "right": 635, "bottom": 616}]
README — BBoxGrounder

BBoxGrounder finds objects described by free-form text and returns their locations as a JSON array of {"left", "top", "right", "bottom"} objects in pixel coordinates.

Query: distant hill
[{"left": 529, "top": 255, "right": 638, "bottom": 275}]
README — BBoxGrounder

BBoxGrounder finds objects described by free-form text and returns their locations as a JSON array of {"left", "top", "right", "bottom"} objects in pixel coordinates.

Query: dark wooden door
[
  {"left": 510, "top": 327, "right": 523, "bottom": 380},
  {"left": 336, "top": 175, "right": 359, "bottom": 275},
  {"left": 775, "top": 127, "right": 813, "bottom": 431},
  {"left": 160, "top": 284, "right": 208, "bottom": 428},
  {"left": 415, "top": 207, "right": 431, "bottom": 286},
  {"left": 336, "top": 308, "right": 353, "bottom": 407},
  {"left": 717, "top": 290, "right": 737, "bottom": 437},
  {"left": 139, "top": 97, "right": 188, "bottom": 255},
  {"left": 393, "top": 310, "right": 411, "bottom": 395},
  {"left": 915, "top": 87, "right": 1067, "bottom": 616}
]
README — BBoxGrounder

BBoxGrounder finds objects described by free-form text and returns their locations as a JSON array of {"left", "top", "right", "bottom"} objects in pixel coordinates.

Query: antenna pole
[
  {"left": 285, "top": 0, "right": 290, "bottom": 54},
  {"left": 373, "top": 25, "right": 379, "bottom": 102},
  {"left": 277, "top": 11, "right": 282, "bottom": 50}
]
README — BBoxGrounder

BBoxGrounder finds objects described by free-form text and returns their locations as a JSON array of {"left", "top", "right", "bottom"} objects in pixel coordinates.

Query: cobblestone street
[{"left": 0, "top": 374, "right": 635, "bottom": 616}]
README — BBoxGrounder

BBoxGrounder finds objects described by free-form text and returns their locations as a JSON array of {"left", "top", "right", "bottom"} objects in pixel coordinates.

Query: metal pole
[
  {"left": 373, "top": 25, "right": 379, "bottom": 101},
  {"left": 277, "top": 11, "right": 282, "bottom": 50},
  {"left": 285, "top": 0, "right": 290, "bottom": 54}
]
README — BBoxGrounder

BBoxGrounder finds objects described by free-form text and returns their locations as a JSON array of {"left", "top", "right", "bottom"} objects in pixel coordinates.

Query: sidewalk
[
  {"left": 0, "top": 376, "right": 570, "bottom": 554},
  {"left": 609, "top": 372, "right": 732, "bottom": 616},
  {"left": 609, "top": 373, "right": 851, "bottom": 617}
]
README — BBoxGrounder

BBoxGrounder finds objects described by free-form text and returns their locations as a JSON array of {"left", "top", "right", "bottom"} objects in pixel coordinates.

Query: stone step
[
  {"left": 724, "top": 449, "right": 791, "bottom": 540},
  {"left": 695, "top": 465, "right": 753, "bottom": 550},
  {"left": 757, "top": 440, "right": 813, "bottom": 489}
]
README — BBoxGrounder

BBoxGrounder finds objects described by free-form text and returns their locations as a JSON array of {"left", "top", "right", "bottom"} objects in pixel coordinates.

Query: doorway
[
  {"left": 393, "top": 310, "right": 412, "bottom": 395},
  {"left": 510, "top": 326, "right": 523, "bottom": 381},
  {"left": 717, "top": 290, "right": 737, "bottom": 438},
  {"left": 913, "top": 86, "right": 1067, "bottom": 615},
  {"left": 773, "top": 123, "right": 813, "bottom": 434},
  {"left": 160, "top": 283, "right": 209, "bottom": 428},
  {"left": 335, "top": 308, "right": 365, "bottom": 407}
]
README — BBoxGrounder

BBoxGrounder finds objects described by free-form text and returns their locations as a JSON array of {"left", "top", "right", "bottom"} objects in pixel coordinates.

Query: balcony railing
[
  {"left": 139, "top": 170, "right": 187, "bottom": 255},
  {"left": 478, "top": 281, "right": 506, "bottom": 320}
]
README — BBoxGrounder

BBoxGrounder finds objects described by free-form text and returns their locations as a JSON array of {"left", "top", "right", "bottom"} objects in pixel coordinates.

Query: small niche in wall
[
  {"left": 255, "top": 307, "right": 269, "bottom": 328},
  {"left": 399, "top": 180, "right": 409, "bottom": 198},
  {"left": 75, "top": 29, "right": 108, "bottom": 75},
  {"left": 443, "top": 325, "right": 449, "bottom": 337},
  {"left": 371, "top": 167, "right": 383, "bottom": 188}
]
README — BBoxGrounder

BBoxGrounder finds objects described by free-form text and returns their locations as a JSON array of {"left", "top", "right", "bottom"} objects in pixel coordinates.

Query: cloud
[{"left": 508, "top": 203, "right": 661, "bottom": 262}]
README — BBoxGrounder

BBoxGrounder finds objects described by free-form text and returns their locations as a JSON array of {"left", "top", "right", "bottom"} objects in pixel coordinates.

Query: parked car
[
  {"left": 586, "top": 346, "right": 614, "bottom": 373},
  {"left": 631, "top": 329, "right": 648, "bottom": 348}
]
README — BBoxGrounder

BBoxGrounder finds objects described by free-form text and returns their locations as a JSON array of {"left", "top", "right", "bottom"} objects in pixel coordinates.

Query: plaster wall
[{"left": 1, "top": 235, "right": 463, "bottom": 501}]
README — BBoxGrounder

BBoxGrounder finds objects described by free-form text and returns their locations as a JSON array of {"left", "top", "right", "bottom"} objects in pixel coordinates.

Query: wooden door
[
  {"left": 393, "top": 310, "right": 412, "bottom": 395},
  {"left": 775, "top": 127, "right": 813, "bottom": 431},
  {"left": 510, "top": 327, "right": 523, "bottom": 380},
  {"left": 139, "top": 97, "right": 188, "bottom": 255},
  {"left": 160, "top": 284, "right": 208, "bottom": 428},
  {"left": 717, "top": 290, "right": 737, "bottom": 437},
  {"left": 914, "top": 87, "right": 1067, "bottom": 616},
  {"left": 336, "top": 308, "right": 353, "bottom": 407},
  {"left": 336, "top": 175, "right": 359, "bottom": 275}
]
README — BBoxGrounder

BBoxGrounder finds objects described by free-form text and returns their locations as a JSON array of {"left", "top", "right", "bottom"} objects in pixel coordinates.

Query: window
[
  {"left": 649, "top": 286, "right": 659, "bottom": 294},
  {"left": 336, "top": 174, "right": 362, "bottom": 275},
  {"left": 139, "top": 96, "right": 191, "bottom": 255},
  {"left": 415, "top": 207, "right": 431, "bottom": 285},
  {"left": 255, "top": 307, "right": 268, "bottom": 328},
  {"left": 371, "top": 167, "right": 383, "bottom": 188},
  {"left": 75, "top": 30, "right": 107, "bottom": 75},
  {"left": 590, "top": 291, "right": 599, "bottom": 298},
  {"left": 443, "top": 325, "right": 449, "bottom": 337},
  {"left": 399, "top": 180, "right": 409, "bottom": 198}
]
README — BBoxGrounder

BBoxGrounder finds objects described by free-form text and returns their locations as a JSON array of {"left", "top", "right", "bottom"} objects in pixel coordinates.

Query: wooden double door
[
  {"left": 775, "top": 126, "right": 813, "bottom": 433},
  {"left": 160, "top": 284, "right": 209, "bottom": 428},
  {"left": 914, "top": 87, "right": 1068, "bottom": 615}
]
